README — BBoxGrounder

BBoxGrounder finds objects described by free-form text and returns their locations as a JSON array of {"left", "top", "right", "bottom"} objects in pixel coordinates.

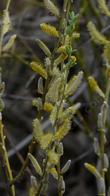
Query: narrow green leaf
[{"left": 28, "top": 153, "right": 43, "bottom": 176}]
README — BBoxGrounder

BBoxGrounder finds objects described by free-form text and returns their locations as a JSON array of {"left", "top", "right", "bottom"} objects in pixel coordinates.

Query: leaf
[
  {"left": 3, "top": 34, "right": 16, "bottom": 52},
  {"left": 38, "top": 77, "right": 43, "bottom": 94},
  {"left": 36, "top": 39, "right": 51, "bottom": 57},
  {"left": 44, "top": 0, "right": 60, "bottom": 17},
  {"left": 88, "top": 76, "right": 105, "bottom": 98},
  {"left": 2, "top": 10, "right": 11, "bottom": 37},
  {"left": 61, "top": 160, "right": 71, "bottom": 174},
  {"left": 28, "top": 153, "right": 43, "bottom": 176}
]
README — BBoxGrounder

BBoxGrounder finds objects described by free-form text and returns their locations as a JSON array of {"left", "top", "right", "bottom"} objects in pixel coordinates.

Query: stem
[
  {"left": 0, "top": 1, "right": 16, "bottom": 195},
  {"left": 97, "top": 72, "right": 110, "bottom": 195},
  {"left": 36, "top": 157, "right": 48, "bottom": 196},
  {"left": 6, "top": 0, "right": 11, "bottom": 11},
  {"left": 0, "top": 117, "right": 15, "bottom": 196},
  {"left": 10, "top": 140, "right": 36, "bottom": 186}
]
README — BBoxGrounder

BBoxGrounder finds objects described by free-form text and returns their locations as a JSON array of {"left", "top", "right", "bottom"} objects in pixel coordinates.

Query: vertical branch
[{"left": 0, "top": 0, "right": 15, "bottom": 195}]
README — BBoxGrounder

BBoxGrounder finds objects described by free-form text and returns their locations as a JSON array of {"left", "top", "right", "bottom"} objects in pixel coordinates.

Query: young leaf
[
  {"left": 2, "top": 10, "right": 11, "bottom": 37},
  {"left": 28, "top": 153, "right": 43, "bottom": 176},
  {"left": 44, "top": 0, "right": 60, "bottom": 17},
  {"left": 3, "top": 34, "right": 16, "bottom": 52},
  {"left": 50, "top": 167, "right": 58, "bottom": 180},
  {"left": 38, "top": 77, "right": 43, "bottom": 94},
  {"left": 36, "top": 39, "right": 51, "bottom": 57},
  {"left": 61, "top": 160, "right": 71, "bottom": 174}
]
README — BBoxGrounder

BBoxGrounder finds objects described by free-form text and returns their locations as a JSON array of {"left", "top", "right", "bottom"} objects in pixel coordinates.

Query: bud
[
  {"left": 38, "top": 77, "right": 43, "bottom": 94},
  {"left": 61, "top": 160, "right": 71, "bottom": 174},
  {"left": 58, "top": 176, "right": 65, "bottom": 194}
]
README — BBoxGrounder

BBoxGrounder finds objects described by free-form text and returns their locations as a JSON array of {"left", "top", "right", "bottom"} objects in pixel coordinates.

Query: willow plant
[
  {"left": 26, "top": 0, "right": 84, "bottom": 195},
  {"left": 0, "top": 0, "right": 83, "bottom": 195},
  {"left": 84, "top": 0, "right": 110, "bottom": 195},
  {"left": 0, "top": 0, "right": 16, "bottom": 195}
]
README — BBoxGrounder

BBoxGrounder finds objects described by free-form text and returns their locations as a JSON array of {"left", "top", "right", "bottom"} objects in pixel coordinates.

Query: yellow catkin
[
  {"left": 59, "top": 103, "right": 81, "bottom": 121},
  {"left": 87, "top": 21, "right": 109, "bottom": 45},
  {"left": 48, "top": 150, "right": 59, "bottom": 165},
  {"left": 40, "top": 23, "right": 59, "bottom": 37},
  {"left": 84, "top": 163, "right": 101, "bottom": 179},
  {"left": 88, "top": 76, "right": 105, "bottom": 98},
  {"left": 54, "top": 54, "right": 68, "bottom": 66},
  {"left": 54, "top": 119, "right": 71, "bottom": 141},
  {"left": 46, "top": 77, "right": 61, "bottom": 103},
  {"left": 57, "top": 45, "right": 66, "bottom": 53},
  {"left": 43, "top": 102, "right": 54, "bottom": 112},
  {"left": 50, "top": 167, "right": 58, "bottom": 180},
  {"left": 30, "top": 61, "right": 47, "bottom": 79},
  {"left": 98, "top": 0, "right": 110, "bottom": 17},
  {"left": 72, "top": 32, "right": 80, "bottom": 39},
  {"left": 33, "top": 118, "right": 43, "bottom": 143},
  {"left": 65, "top": 35, "right": 70, "bottom": 45},
  {"left": 65, "top": 71, "right": 83, "bottom": 97},
  {"left": 40, "top": 133, "right": 53, "bottom": 150},
  {"left": 44, "top": 0, "right": 59, "bottom": 17}
]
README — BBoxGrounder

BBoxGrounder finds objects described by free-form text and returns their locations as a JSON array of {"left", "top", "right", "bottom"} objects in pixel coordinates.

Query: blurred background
[{"left": 0, "top": 0, "right": 110, "bottom": 195}]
